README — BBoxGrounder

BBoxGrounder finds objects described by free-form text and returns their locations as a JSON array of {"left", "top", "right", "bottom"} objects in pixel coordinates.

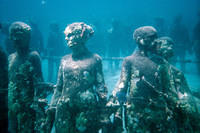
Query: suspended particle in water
[{"left": 41, "top": 0, "right": 46, "bottom": 5}]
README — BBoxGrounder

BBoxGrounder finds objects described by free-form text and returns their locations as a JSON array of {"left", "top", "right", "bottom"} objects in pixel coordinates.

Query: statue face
[
  {"left": 64, "top": 22, "right": 94, "bottom": 49},
  {"left": 10, "top": 29, "right": 31, "bottom": 51},
  {"left": 65, "top": 30, "right": 84, "bottom": 48},
  {"left": 141, "top": 34, "right": 157, "bottom": 46},
  {"left": 9, "top": 22, "right": 31, "bottom": 50},
  {"left": 10, "top": 30, "right": 30, "bottom": 41},
  {"left": 133, "top": 26, "right": 157, "bottom": 50},
  {"left": 156, "top": 39, "right": 173, "bottom": 59}
]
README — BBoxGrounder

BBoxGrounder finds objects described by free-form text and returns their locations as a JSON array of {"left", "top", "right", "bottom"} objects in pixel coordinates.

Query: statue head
[
  {"left": 64, "top": 22, "right": 94, "bottom": 48},
  {"left": 153, "top": 36, "right": 174, "bottom": 60},
  {"left": 50, "top": 23, "right": 59, "bottom": 33},
  {"left": 174, "top": 15, "right": 182, "bottom": 24},
  {"left": 9, "top": 21, "right": 31, "bottom": 50},
  {"left": 133, "top": 26, "right": 157, "bottom": 51}
]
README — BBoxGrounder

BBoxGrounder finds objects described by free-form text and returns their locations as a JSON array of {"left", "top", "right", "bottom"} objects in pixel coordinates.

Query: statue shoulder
[
  {"left": 30, "top": 51, "right": 40, "bottom": 58},
  {"left": 61, "top": 54, "right": 71, "bottom": 61},
  {"left": 59, "top": 54, "right": 72, "bottom": 65},
  {"left": 123, "top": 55, "right": 133, "bottom": 65},
  {"left": 93, "top": 53, "right": 102, "bottom": 60},
  {"left": 8, "top": 52, "right": 17, "bottom": 70},
  {"left": 92, "top": 53, "right": 103, "bottom": 65},
  {"left": 8, "top": 52, "right": 17, "bottom": 63},
  {"left": 29, "top": 51, "right": 41, "bottom": 62}
]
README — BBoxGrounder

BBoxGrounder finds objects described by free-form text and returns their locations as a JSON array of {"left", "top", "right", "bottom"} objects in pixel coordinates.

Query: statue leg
[{"left": 55, "top": 102, "right": 76, "bottom": 133}]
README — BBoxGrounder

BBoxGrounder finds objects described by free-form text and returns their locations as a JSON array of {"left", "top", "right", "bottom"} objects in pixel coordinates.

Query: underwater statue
[
  {"left": 8, "top": 21, "right": 43, "bottom": 133},
  {"left": 112, "top": 26, "right": 177, "bottom": 132},
  {"left": 0, "top": 46, "right": 8, "bottom": 133},
  {"left": 152, "top": 37, "right": 200, "bottom": 132},
  {"left": 47, "top": 22, "right": 108, "bottom": 133},
  {"left": 107, "top": 19, "right": 122, "bottom": 70},
  {"left": 46, "top": 23, "right": 66, "bottom": 82},
  {"left": 169, "top": 15, "right": 191, "bottom": 72},
  {"left": 29, "top": 21, "right": 44, "bottom": 55}
]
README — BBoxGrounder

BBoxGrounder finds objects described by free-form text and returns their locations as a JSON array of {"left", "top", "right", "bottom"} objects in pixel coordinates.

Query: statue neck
[{"left": 71, "top": 44, "right": 89, "bottom": 59}]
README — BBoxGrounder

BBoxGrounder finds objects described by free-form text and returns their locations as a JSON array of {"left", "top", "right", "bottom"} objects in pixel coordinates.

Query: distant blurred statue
[
  {"left": 90, "top": 20, "right": 106, "bottom": 57},
  {"left": 154, "top": 17, "right": 166, "bottom": 37},
  {"left": 169, "top": 15, "right": 191, "bottom": 72},
  {"left": 46, "top": 22, "right": 108, "bottom": 133},
  {"left": 0, "top": 22, "right": 15, "bottom": 55},
  {"left": 193, "top": 12, "right": 200, "bottom": 75},
  {"left": 122, "top": 23, "right": 135, "bottom": 56},
  {"left": 29, "top": 21, "right": 44, "bottom": 55},
  {"left": 152, "top": 37, "right": 200, "bottom": 131},
  {"left": 46, "top": 23, "right": 66, "bottom": 82},
  {"left": 107, "top": 19, "right": 122, "bottom": 70},
  {"left": 0, "top": 46, "right": 8, "bottom": 133},
  {"left": 8, "top": 21, "right": 43, "bottom": 133},
  {"left": 113, "top": 26, "right": 176, "bottom": 132}
]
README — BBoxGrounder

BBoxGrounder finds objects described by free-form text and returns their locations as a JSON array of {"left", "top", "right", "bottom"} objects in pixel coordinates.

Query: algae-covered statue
[
  {"left": 48, "top": 22, "right": 107, "bottom": 133},
  {"left": 169, "top": 15, "right": 191, "bottom": 73},
  {"left": 152, "top": 37, "right": 200, "bottom": 132},
  {"left": 8, "top": 21, "right": 43, "bottom": 133},
  {"left": 112, "top": 26, "right": 177, "bottom": 132}
]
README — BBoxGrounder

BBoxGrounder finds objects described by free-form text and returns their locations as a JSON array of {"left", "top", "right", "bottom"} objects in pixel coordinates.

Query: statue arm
[
  {"left": 30, "top": 51, "right": 44, "bottom": 83},
  {"left": 112, "top": 58, "right": 131, "bottom": 102},
  {"left": 43, "top": 61, "right": 64, "bottom": 132},
  {"left": 94, "top": 56, "right": 108, "bottom": 104},
  {"left": 50, "top": 61, "right": 63, "bottom": 107}
]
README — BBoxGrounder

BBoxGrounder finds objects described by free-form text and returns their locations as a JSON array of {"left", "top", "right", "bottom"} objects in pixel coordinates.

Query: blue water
[{"left": 0, "top": 0, "right": 199, "bottom": 36}]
